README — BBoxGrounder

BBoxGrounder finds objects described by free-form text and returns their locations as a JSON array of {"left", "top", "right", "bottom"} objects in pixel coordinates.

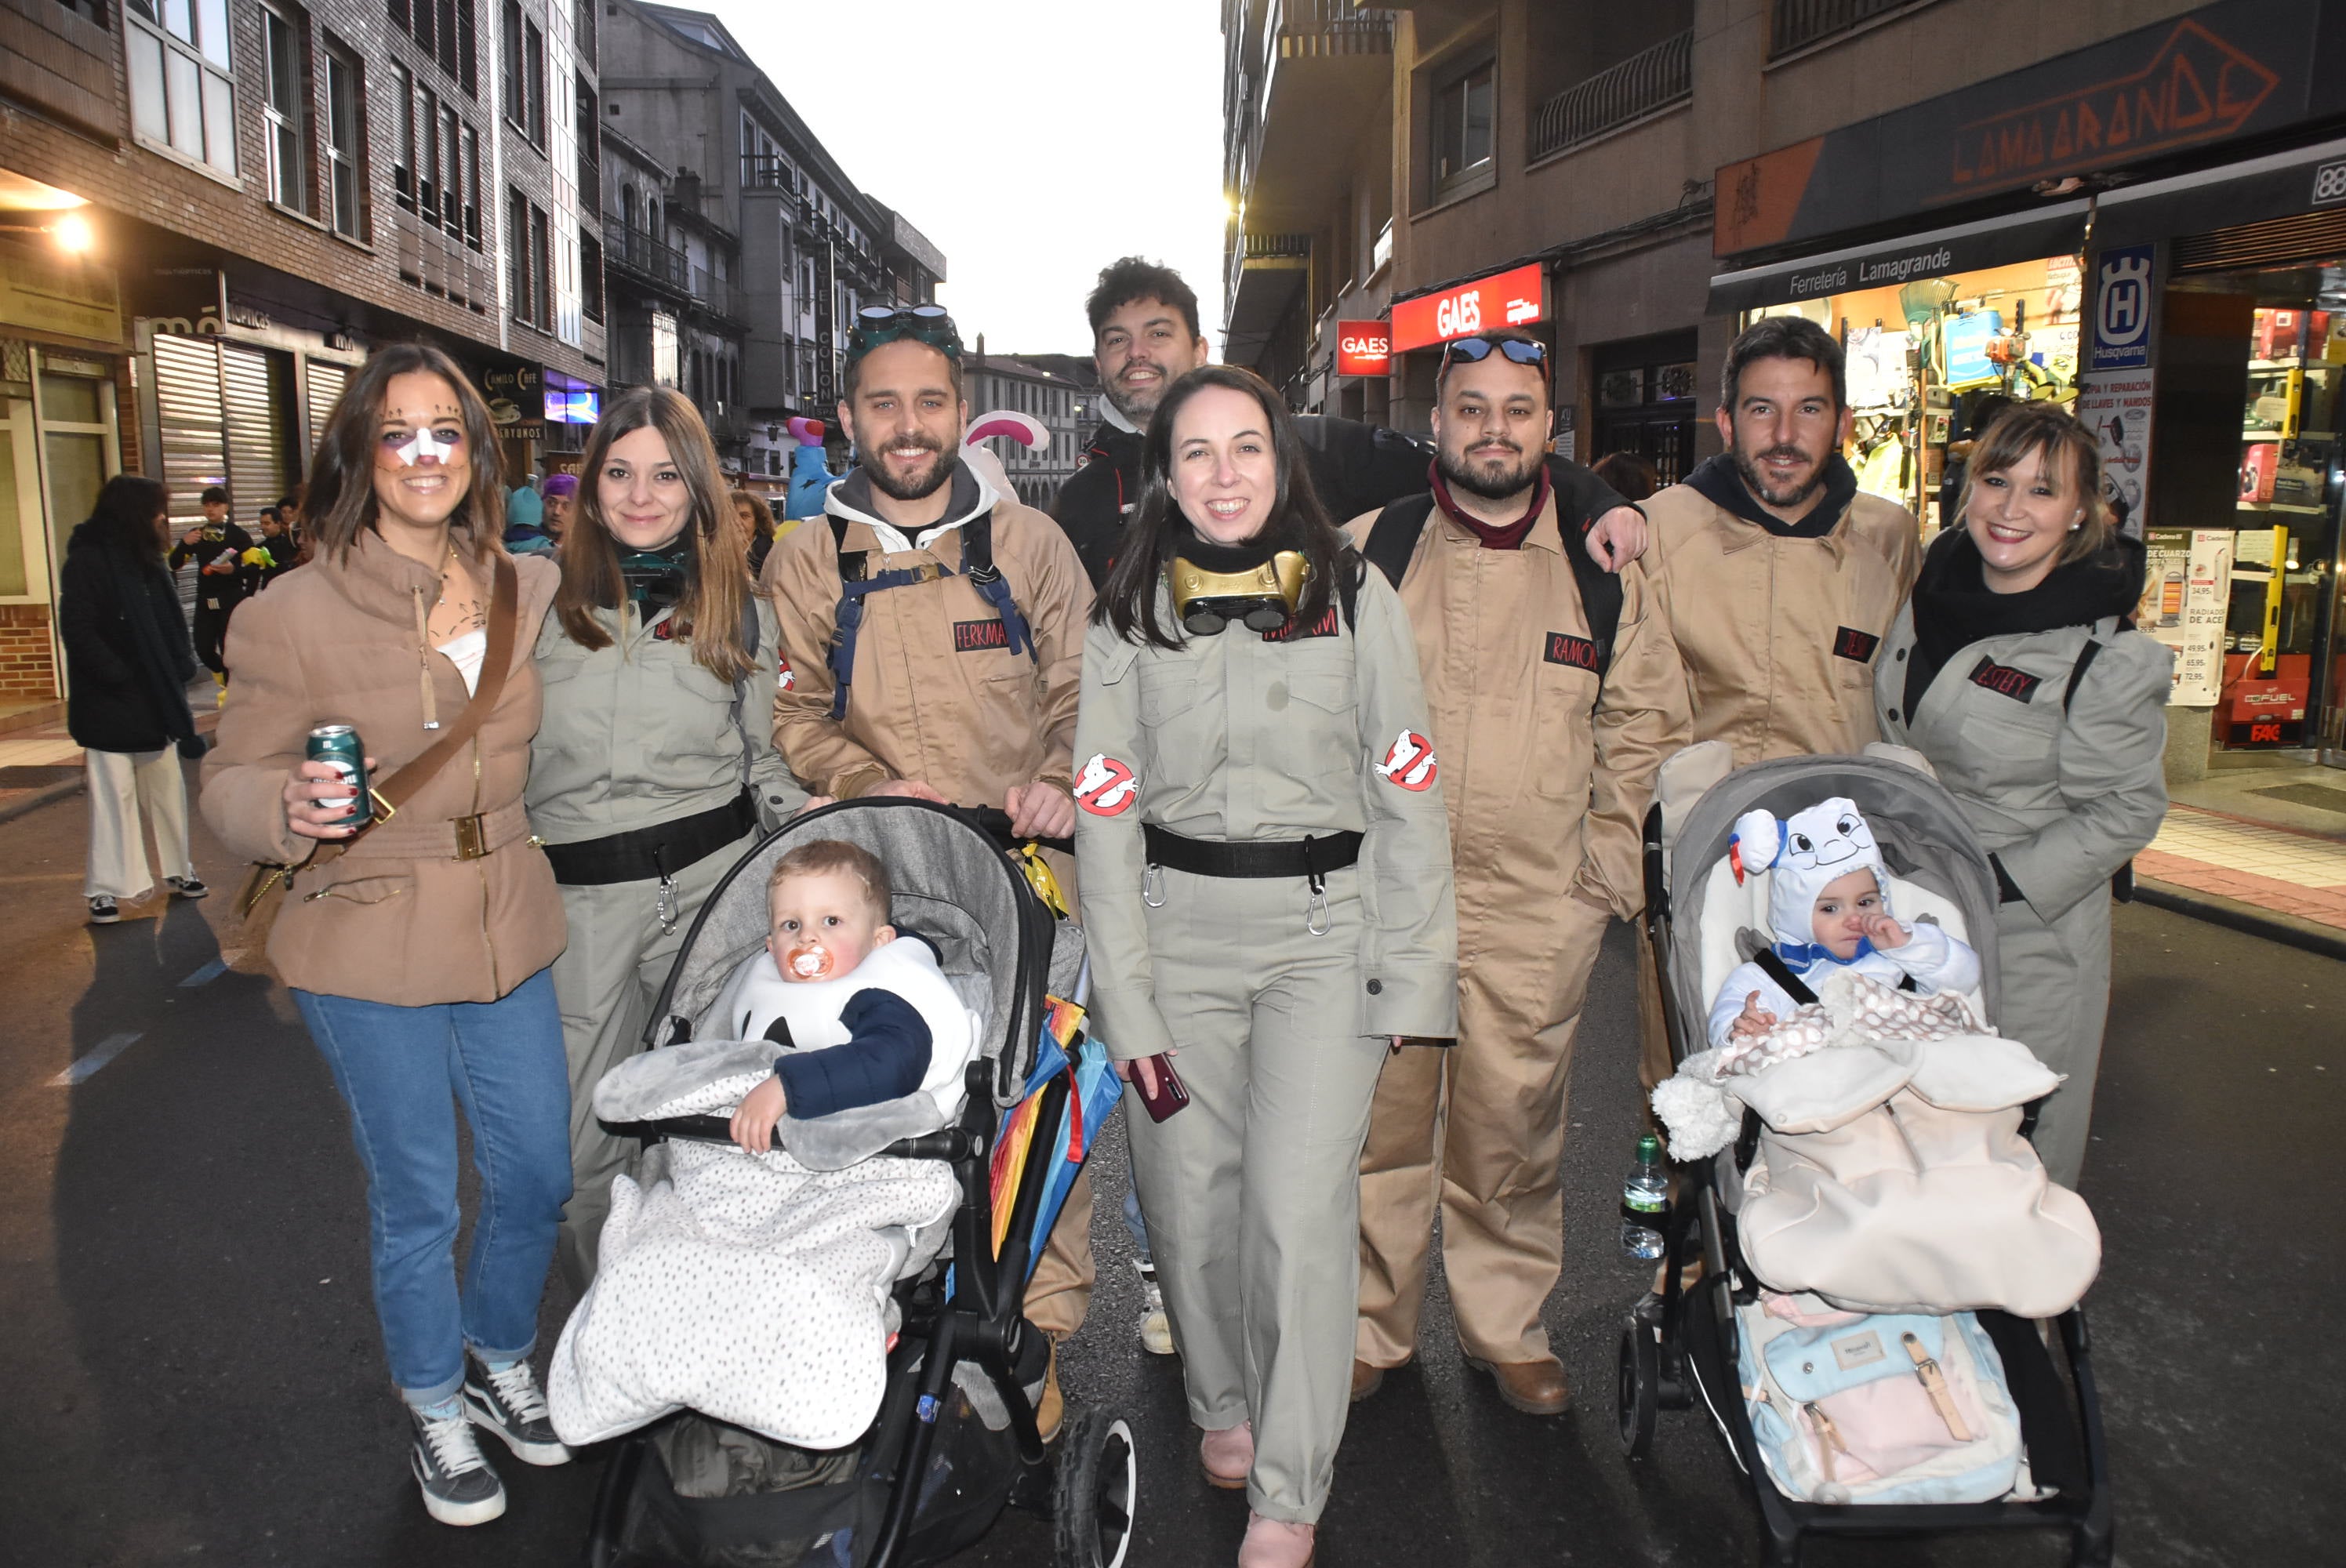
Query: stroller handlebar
[
  {"left": 955, "top": 804, "right": 1071, "bottom": 857},
  {"left": 606, "top": 1115, "right": 982, "bottom": 1164}
]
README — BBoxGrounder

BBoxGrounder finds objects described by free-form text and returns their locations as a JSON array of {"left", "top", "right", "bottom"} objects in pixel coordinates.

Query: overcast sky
[{"left": 695, "top": 0, "right": 1227, "bottom": 358}]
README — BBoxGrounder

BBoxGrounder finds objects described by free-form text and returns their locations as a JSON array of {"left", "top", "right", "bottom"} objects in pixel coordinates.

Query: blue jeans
[
  {"left": 1124, "top": 1174, "right": 1152, "bottom": 1262},
  {"left": 295, "top": 969, "right": 572, "bottom": 1406}
]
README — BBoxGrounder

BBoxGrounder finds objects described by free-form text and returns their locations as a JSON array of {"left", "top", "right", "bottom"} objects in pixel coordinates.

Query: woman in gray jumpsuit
[
  {"left": 1073, "top": 366, "right": 1455, "bottom": 1568},
  {"left": 528, "top": 387, "right": 804, "bottom": 1286},
  {"left": 1874, "top": 401, "right": 2170, "bottom": 1189}
]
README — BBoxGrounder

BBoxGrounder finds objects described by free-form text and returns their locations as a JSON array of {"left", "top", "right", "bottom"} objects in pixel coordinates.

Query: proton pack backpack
[{"left": 824, "top": 513, "right": 1036, "bottom": 720}]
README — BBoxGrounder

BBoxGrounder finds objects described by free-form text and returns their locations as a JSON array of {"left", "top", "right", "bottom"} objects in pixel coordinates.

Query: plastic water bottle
[{"left": 1619, "top": 1133, "right": 1669, "bottom": 1261}]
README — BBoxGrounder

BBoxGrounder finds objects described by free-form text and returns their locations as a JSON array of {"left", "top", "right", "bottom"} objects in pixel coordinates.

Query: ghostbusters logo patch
[
  {"left": 1073, "top": 753, "right": 1140, "bottom": 816},
  {"left": 1375, "top": 729, "right": 1439, "bottom": 792},
  {"left": 777, "top": 652, "right": 795, "bottom": 691}
]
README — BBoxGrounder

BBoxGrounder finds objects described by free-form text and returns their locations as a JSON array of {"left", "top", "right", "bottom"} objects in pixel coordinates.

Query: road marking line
[
  {"left": 49, "top": 1032, "right": 143, "bottom": 1087},
  {"left": 180, "top": 957, "right": 229, "bottom": 988}
]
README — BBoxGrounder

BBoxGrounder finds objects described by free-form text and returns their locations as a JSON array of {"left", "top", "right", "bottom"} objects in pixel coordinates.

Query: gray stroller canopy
[
  {"left": 647, "top": 798, "right": 1087, "bottom": 1108},
  {"left": 1665, "top": 752, "right": 2004, "bottom": 1049}
]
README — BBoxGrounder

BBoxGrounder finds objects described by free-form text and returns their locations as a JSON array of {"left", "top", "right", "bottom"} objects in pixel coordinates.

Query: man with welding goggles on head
[{"left": 762, "top": 303, "right": 1098, "bottom": 1439}]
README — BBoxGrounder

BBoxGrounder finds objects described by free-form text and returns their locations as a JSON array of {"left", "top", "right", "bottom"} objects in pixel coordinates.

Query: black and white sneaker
[
  {"left": 87, "top": 897, "right": 119, "bottom": 924},
  {"left": 463, "top": 1355, "right": 570, "bottom": 1467},
  {"left": 409, "top": 1402, "right": 506, "bottom": 1526},
  {"left": 167, "top": 876, "right": 209, "bottom": 899}
]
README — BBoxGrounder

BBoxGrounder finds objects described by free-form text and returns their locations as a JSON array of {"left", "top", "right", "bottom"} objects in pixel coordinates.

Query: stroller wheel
[
  {"left": 1617, "top": 1322, "right": 1659, "bottom": 1460},
  {"left": 1052, "top": 1409, "right": 1138, "bottom": 1568}
]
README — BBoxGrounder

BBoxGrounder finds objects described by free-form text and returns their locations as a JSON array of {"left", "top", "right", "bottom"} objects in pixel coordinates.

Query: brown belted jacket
[{"left": 202, "top": 531, "right": 564, "bottom": 1005}]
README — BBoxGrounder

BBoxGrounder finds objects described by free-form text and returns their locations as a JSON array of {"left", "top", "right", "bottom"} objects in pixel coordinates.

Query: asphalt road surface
[{"left": 1, "top": 793, "right": 2337, "bottom": 1567}]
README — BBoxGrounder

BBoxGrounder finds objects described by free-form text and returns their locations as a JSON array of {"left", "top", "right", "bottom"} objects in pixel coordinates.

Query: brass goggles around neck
[{"left": 1168, "top": 550, "right": 1309, "bottom": 636}]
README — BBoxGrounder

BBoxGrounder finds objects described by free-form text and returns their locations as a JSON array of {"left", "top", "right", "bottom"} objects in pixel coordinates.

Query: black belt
[
  {"left": 542, "top": 790, "right": 755, "bottom": 887},
  {"left": 1142, "top": 822, "right": 1362, "bottom": 882}
]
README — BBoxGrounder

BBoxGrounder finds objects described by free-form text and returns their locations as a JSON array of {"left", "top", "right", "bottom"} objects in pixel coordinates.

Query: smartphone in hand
[{"left": 1132, "top": 1053, "right": 1190, "bottom": 1122}]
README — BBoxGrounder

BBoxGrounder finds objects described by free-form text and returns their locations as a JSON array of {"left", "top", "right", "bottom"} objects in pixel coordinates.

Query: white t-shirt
[{"left": 437, "top": 627, "right": 488, "bottom": 695}]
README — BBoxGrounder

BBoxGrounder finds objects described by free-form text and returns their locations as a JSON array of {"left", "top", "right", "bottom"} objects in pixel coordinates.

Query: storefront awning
[
  {"left": 1706, "top": 201, "right": 2090, "bottom": 316},
  {"left": 2094, "top": 135, "right": 2346, "bottom": 249}
]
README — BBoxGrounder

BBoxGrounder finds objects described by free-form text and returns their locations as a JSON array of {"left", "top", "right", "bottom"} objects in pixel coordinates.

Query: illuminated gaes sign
[{"left": 1390, "top": 263, "right": 1546, "bottom": 354}]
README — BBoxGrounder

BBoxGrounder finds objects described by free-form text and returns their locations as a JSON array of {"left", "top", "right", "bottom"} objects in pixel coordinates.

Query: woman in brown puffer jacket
[{"left": 202, "top": 343, "right": 572, "bottom": 1529}]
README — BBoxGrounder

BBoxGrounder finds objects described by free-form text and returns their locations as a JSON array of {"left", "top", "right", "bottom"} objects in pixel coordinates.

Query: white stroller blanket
[{"left": 548, "top": 1059, "right": 960, "bottom": 1450}]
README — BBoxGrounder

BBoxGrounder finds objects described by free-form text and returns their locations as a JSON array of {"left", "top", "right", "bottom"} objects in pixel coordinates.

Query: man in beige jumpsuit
[
  {"left": 1634, "top": 314, "right": 1923, "bottom": 1094},
  {"left": 1349, "top": 329, "right": 1687, "bottom": 1414},
  {"left": 764, "top": 319, "right": 1096, "bottom": 1428}
]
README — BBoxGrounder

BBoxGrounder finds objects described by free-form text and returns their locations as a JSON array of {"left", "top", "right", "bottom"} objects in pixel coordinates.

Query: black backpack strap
[
  {"left": 959, "top": 514, "right": 1037, "bottom": 661},
  {"left": 2063, "top": 633, "right": 2106, "bottom": 713},
  {"left": 828, "top": 514, "right": 868, "bottom": 583},
  {"left": 1362, "top": 492, "right": 1436, "bottom": 589},
  {"left": 1749, "top": 946, "right": 1821, "bottom": 1007},
  {"left": 1551, "top": 477, "right": 1625, "bottom": 681}
]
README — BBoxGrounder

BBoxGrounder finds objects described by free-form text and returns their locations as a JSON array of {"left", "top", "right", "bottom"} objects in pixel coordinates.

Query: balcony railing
[
  {"left": 1770, "top": 0, "right": 1932, "bottom": 59},
  {"left": 1531, "top": 30, "right": 1691, "bottom": 162},
  {"left": 1274, "top": 0, "right": 1395, "bottom": 59},
  {"left": 1241, "top": 232, "right": 1313, "bottom": 263},
  {"left": 742, "top": 154, "right": 794, "bottom": 192},
  {"left": 692, "top": 266, "right": 735, "bottom": 318},
  {"left": 602, "top": 218, "right": 689, "bottom": 292}
]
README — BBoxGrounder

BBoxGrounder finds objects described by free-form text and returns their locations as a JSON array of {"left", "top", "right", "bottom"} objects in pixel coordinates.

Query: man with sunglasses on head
[
  {"left": 1054, "top": 258, "right": 1650, "bottom": 590},
  {"left": 763, "top": 303, "right": 1098, "bottom": 1436},
  {"left": 1344, "top": 327, "right": 1689, "bottom": 1417},
  {"left": 1627, "top": 315, "right": 1922, "bottom": 1156}
]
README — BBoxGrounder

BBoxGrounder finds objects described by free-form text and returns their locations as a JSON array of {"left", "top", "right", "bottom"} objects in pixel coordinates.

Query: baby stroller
[
  {"left": 1618, "top": 747, "right": 2114, "bottom": 1567},
  {"left": 582, "top": 797, "right": 1136, "bottom": 1568}
]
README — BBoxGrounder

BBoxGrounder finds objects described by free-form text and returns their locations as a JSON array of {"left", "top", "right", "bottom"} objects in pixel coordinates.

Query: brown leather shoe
[
  {"left": 1463, "top": 1352, "right": 1571, "bottom": 1415},
  {"left": 1349, "top": 1359, "right": 1386, "bottom": 1403}
]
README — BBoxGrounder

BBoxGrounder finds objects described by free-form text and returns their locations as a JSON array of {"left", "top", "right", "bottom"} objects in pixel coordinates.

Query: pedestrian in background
[
  {"left": 542, "top": 471, "right": 577, "bottom": 544},
  {"left": 1590, "top": 449, "right": 1659, "bottom": 503},
  {"left": 504, "top": 475, "right": 554, "bottom": 555},
  {"left": 731, "top": 486, "right": 782, "bottom": 581},
  {"left": 1876, "top": 401, "right": 2170, "bottom": 1188},
  {"left": 59, "top": 474, "right": 209, "bottom": 924},
  {"left": 168, "top": 484, "right": 252, "bottom": 694},
  {"left": 202, "top": 343, "right": 572, "bottom": 1528},
  {"left": 531, "top": 387, "right": 802, "bottom": 1287},
  {"left": 1075, "top": 365, "right": 1455, "bottom": 1568}
]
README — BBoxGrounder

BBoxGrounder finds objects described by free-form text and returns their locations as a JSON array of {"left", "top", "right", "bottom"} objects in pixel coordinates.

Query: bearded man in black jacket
[{"left": 1051, "top": 257, "right": 1648, "bottom": 590}]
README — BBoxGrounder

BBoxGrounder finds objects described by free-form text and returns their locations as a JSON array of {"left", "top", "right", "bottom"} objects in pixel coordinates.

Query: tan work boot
[
  {"left": 1237, "top": 1512, "right": 1316, "bottom": 1567},
  {"left": 1199, "top": 1420, "right": 1253, "bottom": 1490},
  {"left": 1349, "top": 1359, "right": 1386, "bottom": 1403},
  {"left": 1463, "top": 1352, "right": 1571, "bottom": 1416},
  {"left": 1035, "top": 1341, "right": 1063, "bottom": 1443}
]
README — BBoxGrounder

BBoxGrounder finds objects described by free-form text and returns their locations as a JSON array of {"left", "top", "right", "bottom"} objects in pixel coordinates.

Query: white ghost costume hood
[
  {"left": 1732, "top": 797, "right": 1892, "bottom": 964},
  {"left": 705, "top": 933, "right": 982, "bottom": 1125}
]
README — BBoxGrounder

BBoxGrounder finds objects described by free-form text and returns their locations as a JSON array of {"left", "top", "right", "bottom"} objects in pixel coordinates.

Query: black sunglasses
[{"left": 1441, "top": 336, "right": 1549, "bottom": 368}]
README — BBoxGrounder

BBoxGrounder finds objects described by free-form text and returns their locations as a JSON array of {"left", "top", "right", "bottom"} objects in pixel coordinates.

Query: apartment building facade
[
  {"left": 0, "top": 0, "right": 607, "bottom": 705},
  {"left": 597, "top": 2, "right": 945, "bottom": 482}
]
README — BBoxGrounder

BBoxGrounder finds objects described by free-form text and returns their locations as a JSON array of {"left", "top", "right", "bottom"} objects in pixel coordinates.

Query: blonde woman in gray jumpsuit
[
  {"left": 1074, "top": 367, "right": 1456, "bottom": 1568},
  {"left": 1874, "top": 402, "right": 2170, "bottom": 1189},
  {"left": 528, "top": 388, "right": 804, "bottom": 1287}
]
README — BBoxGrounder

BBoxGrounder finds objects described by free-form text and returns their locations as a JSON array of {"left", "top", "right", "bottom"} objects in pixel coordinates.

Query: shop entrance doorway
[{"left": 1590, "top": 331, "right": 1697, "bottom": 487}]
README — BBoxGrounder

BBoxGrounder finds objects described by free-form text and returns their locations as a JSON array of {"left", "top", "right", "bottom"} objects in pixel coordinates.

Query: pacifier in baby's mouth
[{"left": 786, "top": 942, "right": 833, "bottom": 980}]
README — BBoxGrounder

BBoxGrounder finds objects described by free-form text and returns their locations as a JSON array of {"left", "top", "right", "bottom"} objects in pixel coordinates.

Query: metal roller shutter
[
  {"left": 2173, "top": 207, "right": 2346, "bottom": 274},
  {"left": 306, "top": 359, "right": 347, "bottom": 460},
  {"left": 220, "top": 343, "right": 293, "bottom": 520},
  {"left": 151, "top": 333, "right": 226, "bottom": 535}
]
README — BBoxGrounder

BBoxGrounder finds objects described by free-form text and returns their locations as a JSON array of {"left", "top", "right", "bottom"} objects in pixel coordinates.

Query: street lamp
[{"left": 52, "top": 212, "right": 93, "bottom": 253}]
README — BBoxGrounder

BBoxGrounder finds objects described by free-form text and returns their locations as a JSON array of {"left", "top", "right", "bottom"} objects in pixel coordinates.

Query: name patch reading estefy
[{"left": 1967, "top": 656, "right": 2044, "bottom": 702}]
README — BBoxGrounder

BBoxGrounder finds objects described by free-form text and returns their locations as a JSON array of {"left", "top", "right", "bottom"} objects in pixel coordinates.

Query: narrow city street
[{"left": 1, "top": 789, "right": 2336, "bottom": 1568}]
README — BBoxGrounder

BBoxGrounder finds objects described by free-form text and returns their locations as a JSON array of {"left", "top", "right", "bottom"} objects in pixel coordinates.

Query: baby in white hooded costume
[{"left": 1705, "top": 797, "right": 1981, "bottom": 1053}]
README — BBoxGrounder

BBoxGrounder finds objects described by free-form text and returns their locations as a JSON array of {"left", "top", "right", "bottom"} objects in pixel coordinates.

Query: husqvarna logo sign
[{"left": 2091, "top": 245, "right": 2154, "bottom": 371}]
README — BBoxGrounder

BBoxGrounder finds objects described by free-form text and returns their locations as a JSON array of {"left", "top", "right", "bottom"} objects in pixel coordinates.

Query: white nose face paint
[{"left": 390, "top": 426, "right": 456, "bottom": 466}]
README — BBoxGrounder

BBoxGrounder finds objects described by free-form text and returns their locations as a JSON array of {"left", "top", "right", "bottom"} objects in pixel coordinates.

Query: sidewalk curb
[
  {"left": 0, "top": 777, "right": 83, "bottom": 826},
  {"left": 2134, "top": 878, "right": 2346, "bottom": 964}
]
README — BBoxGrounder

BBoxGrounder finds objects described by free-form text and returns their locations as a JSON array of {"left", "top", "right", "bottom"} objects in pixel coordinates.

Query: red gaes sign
[
  {"left": 1336, "top": 321, "right": 1391, "bottom": 377},
  {"left": 1389, "top": 263, "right": 1547, "bottom": 354}
]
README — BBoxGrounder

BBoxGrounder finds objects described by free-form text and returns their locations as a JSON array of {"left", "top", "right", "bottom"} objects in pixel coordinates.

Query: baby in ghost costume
[
  {"left": 719, "top": 839, "right": 981, "bottom": 1149},
  {"left": 1705, "top": 797, "right": 1981, "bottom": 1050}
]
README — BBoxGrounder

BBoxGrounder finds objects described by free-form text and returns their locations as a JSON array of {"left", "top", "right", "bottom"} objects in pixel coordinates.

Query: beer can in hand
[{"left": 307, "top": 724, "right": 371, "bottom": 828}]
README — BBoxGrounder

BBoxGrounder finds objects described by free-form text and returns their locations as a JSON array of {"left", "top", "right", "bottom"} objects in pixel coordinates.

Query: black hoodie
[
  {"left": 1682, "top": 451, "right": 1863, "bottom": 540},
  {"left": 59, "top": 521, "right": 202, "bottom": 755},
  {"left": 1903, "top": 527, "right": 2147, "bottom": 717}
]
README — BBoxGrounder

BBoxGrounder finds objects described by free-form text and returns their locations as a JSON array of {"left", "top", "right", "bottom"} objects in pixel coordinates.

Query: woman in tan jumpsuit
[{"left": 1073, "top": 366, "right": 1455, "bottom": 1568}]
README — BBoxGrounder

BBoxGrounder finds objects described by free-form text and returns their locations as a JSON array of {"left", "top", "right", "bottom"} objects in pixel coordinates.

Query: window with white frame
[
  {"left": 391, "top": 64, "right": 416, "bottom": 208},
  {"left": 325, "top": 45, "right": 365, "bottom": 238},
  {"left": 261, "top": 6, "right": 311, "bottom": 215},
  {"left": 124, "top": 0, "right": 238, "bottom": 177}
]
